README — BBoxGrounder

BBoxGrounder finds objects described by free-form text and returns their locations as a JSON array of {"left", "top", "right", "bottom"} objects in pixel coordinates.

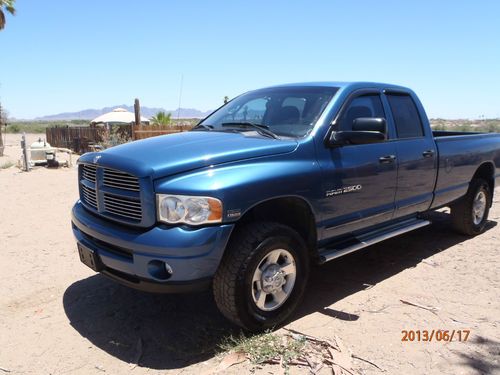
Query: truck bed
[{"left": 431, "top": 131, "right": 500, "bottom": 208}]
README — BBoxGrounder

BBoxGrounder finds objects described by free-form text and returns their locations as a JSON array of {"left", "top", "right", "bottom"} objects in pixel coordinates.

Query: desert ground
[{"left": 0, "top": 133, "right": 499, "bottom": 375}]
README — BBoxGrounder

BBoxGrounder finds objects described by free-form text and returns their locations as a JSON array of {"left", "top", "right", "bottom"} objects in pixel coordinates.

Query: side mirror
[
  {"left": 352, "top": 117, "right": 387, "bottom": 133},
  {"left": 331, "top": 130, "right": 385, "bottom": 145},
  {"left": 329, "top": 117, "right": 387, "bottom": 146}
]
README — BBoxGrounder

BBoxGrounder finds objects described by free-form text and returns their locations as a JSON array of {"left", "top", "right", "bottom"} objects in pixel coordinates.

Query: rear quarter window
[{"left": 386, "top": 94, "right": 424, "bottom": 138}]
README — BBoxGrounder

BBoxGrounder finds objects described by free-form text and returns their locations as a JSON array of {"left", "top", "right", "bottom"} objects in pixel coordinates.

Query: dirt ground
[{"left": 0, "top": 133, "right": 499, "bottom": 375}]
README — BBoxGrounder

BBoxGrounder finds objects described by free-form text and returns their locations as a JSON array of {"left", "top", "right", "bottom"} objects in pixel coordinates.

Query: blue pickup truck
[{"left": 72, "top": 82, "right": 500, "bottom": 330}]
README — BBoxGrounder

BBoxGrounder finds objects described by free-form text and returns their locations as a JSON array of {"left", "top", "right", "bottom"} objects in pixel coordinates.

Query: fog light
[
  {"left": 147, "top": 260, "right": 173, "bottom": 280},
  {"left": 164, "top": 263, "right": 173, "bottom": 275}
]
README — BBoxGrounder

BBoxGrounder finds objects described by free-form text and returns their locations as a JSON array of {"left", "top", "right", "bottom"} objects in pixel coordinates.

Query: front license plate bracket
[{"left": 77, "top": 243, "right": 103, "bottom": 272}]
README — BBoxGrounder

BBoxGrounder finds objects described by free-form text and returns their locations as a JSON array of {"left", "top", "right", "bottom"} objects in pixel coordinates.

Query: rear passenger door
[{"left": 384, "top": 92, "right": 437, "bottom": 218}]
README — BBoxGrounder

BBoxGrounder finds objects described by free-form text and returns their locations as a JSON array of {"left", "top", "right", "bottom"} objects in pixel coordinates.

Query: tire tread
[
  {"left": 451, "top": 178, "right": 490, "bottom": 236},
  {"left": 213, "top": 222, "right": 303, "bottom": 329}
]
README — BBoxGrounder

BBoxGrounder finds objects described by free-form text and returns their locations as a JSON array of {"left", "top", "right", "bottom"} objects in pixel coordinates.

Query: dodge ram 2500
[{"left": 72, "top": 82, "right": 500, "bottom": 330}]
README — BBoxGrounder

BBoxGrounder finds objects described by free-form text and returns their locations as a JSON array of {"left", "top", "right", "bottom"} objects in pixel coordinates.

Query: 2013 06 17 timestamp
[{"left": 401, "top": 330, "right": 470, "bottom": 343}]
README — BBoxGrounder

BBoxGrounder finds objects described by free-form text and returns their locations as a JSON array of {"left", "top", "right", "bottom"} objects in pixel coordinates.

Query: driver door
[{"left": 319, "top": 92, "right": 398, "bottom": 240}]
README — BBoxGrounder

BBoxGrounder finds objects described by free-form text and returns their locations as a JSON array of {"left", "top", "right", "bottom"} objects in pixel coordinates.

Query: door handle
[
  {"left": 422, "top": 150, "right": 435, "bottom": 158},
  {"left": 379, "top": 155, "right": 396, "bottom": 164}
]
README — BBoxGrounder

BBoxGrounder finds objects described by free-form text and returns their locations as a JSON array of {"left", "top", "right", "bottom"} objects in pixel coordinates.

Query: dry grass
[
  {"left": 0, "top": 160, "right": 14, "bottom": 169},
  {"left": 219, "top": 330, "right": 306, "bottom": 366}
]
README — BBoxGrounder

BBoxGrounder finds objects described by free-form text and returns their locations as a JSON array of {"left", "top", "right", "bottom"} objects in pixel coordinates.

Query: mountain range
[{"left": 34, "top": 105, "right": 213, "bottom": 121}]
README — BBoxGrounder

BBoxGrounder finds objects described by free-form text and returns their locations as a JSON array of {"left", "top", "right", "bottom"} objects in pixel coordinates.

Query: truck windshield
[{"left": 196, "top": 86, "right": 339, "bottom": 138}]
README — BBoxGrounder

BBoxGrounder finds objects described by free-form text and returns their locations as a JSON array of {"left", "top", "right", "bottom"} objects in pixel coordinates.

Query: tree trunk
[{"left": 0, "top": 104, "right": 4, "bottom": 156}]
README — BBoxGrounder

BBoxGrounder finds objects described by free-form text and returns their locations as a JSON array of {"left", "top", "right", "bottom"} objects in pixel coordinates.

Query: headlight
[{"left": 157, "top": 194, "right": 223, "bottom": 225}]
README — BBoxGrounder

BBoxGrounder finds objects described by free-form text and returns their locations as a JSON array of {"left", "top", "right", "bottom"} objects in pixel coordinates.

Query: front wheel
[
  {"left": 451, "top": 178, "right": 492, "bottom": 236},
  {"left": 213, "top": 222, "right": 309, "bottom": 331}
]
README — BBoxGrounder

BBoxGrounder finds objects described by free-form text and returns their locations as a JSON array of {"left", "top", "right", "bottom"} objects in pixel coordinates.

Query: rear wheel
[
  {"left": 451, "top": 178, "right": 492, "bottom": 236},
  {"left": 213, "top": 222, "right": 309, "bottom": 331}
]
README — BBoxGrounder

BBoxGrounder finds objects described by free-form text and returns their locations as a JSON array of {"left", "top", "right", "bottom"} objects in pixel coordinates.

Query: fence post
[
  {"left": 21, "top": 132, "right": 30, "bottom": 172},
  {"left": 133, "top": 98, "right": 141, "bottom": 141}
]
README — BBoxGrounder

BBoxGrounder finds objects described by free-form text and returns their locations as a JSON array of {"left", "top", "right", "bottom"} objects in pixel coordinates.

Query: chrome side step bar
[{"left": 318, "top": 218, "right": 431, "bottom": 264}]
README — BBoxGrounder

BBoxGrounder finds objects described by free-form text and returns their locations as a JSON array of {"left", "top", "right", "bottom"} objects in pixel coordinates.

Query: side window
[
  {"left": 339, "top": 94, "right": 385, "bottom": 130},
  {"left": 386, "top": 94, "right": 424, "bottom": 138}
]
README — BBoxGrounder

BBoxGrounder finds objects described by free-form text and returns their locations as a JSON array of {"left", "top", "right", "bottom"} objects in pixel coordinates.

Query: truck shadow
[
  {"left": 298, "top": 211, "right": 497, "bottom": 322},
  {"left": 62, "top": 211, "right": 496, "bottom": 370}
]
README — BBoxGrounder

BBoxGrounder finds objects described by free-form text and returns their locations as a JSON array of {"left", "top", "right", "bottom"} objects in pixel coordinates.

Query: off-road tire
[
  {"left": 451, "top": 178, "right": 492, "bottom": 236},
  {"left": 213, "top": 222, "right": 309, "bottom": 331}
]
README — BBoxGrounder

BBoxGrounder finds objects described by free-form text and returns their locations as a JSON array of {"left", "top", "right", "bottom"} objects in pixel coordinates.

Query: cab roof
[{"left": 263, "top": 81, "right": 410, "bottom": 92}]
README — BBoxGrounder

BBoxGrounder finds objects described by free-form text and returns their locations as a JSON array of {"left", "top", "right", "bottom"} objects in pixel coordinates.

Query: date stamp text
[{"left": 401, "top": 330, "right": 471, "bottom": 342}]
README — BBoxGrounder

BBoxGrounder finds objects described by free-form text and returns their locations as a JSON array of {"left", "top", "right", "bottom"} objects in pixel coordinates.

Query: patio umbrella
[{"left": 90, "top": 108, "right": 149, "bottom": 125}]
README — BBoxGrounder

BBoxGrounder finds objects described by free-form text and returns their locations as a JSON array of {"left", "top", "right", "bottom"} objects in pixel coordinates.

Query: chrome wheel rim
[
  {"left": 251, "top": 249, "right": 297, "bottom": 312},
  {"left": 472, "top": 190, "right": 487, "bottom": 225}
]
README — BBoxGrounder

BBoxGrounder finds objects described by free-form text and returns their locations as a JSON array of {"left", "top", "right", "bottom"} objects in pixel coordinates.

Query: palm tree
[
  {"left": 0, "top": 0, "right": 16, "bottom": 30},
  {"left": 150, "top": 111, "right": 172, "bottom": 126}
]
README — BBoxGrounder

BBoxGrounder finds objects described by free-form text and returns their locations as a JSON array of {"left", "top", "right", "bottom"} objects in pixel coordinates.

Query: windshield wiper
[
  {"left": 191, "top": 124, "right": 214, "bottom": 131},
  {"left": 221, "top": 122, "right": 279, "bottom": 139}
]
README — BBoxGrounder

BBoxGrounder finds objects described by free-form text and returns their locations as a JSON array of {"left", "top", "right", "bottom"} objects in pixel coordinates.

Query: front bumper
[{"left": 71, "top": 201, "right": 234, "bottom": 293}]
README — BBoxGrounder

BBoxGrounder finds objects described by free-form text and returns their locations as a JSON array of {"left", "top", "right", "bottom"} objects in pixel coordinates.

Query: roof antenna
[{"left": 177, "top": 74, "right": 184, "bottom": 121}]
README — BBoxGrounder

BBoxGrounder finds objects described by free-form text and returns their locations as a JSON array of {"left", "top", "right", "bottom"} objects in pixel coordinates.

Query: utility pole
[{"left": 177, "top": 74, "right": 184, "bottom": 121}]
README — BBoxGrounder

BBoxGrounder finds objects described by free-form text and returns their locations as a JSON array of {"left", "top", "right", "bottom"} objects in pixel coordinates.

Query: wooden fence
[
  {"left": 46, "top": 124, "right": 193, "bottom": 153},
  {"left": 46, "top": 126, "right": 107, "bottom": 154},
  {"left": 132, "top": 124, "right": 192, "bottom": 140}
]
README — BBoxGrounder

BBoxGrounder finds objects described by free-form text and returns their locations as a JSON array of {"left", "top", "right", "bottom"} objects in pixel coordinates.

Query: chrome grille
[
  {"left": 79, "top": 163, "right": 145, "bottom": 224},
  {"left": 103, "top": 193, "right": 142, "bottom": 221},
  {"left": 103, "top": 168, "right": 140, "bottom": 191},
  {"left": 81, "top": 184, "right": 98, "bottom": 209},
  {"left": 82, "top": 164, "right": 97, "bottom": 183}
]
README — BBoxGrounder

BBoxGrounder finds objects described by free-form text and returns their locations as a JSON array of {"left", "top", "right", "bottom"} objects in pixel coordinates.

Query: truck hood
[{"left": 79, "top": 131, "right": 298, "bottom": 179}]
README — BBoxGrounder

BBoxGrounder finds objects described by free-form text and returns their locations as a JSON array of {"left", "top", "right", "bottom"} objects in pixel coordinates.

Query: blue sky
[{"left": 1, "top": 0, "right": 499, "bottom": 119}]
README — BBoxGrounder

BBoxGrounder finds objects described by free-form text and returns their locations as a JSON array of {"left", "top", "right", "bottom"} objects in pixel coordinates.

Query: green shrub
[
  {"left": 456, "top": 123, "right": 473, "bottom": 132},
  {"left": 431, "top": 123, "right": 446, "bottom": 131},
  {"left": 7, "top": 124, "right": 20, "bottom": 133}
]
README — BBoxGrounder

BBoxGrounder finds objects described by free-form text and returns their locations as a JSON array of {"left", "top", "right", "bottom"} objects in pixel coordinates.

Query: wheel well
[
  {"left": 237, "top": 197, "right": 317, "bottom": 256},
  {"left": 473, "top": 162, "right": 495, "bottom": 199}
]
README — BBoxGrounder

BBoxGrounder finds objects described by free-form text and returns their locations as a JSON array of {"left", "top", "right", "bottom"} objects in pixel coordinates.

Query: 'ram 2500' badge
[
  {"left": 326, "top": 185, "right": 362, "bottom": 197},
  {"left": 227, "top": 209, "right": 241, "bottom": 218}
]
